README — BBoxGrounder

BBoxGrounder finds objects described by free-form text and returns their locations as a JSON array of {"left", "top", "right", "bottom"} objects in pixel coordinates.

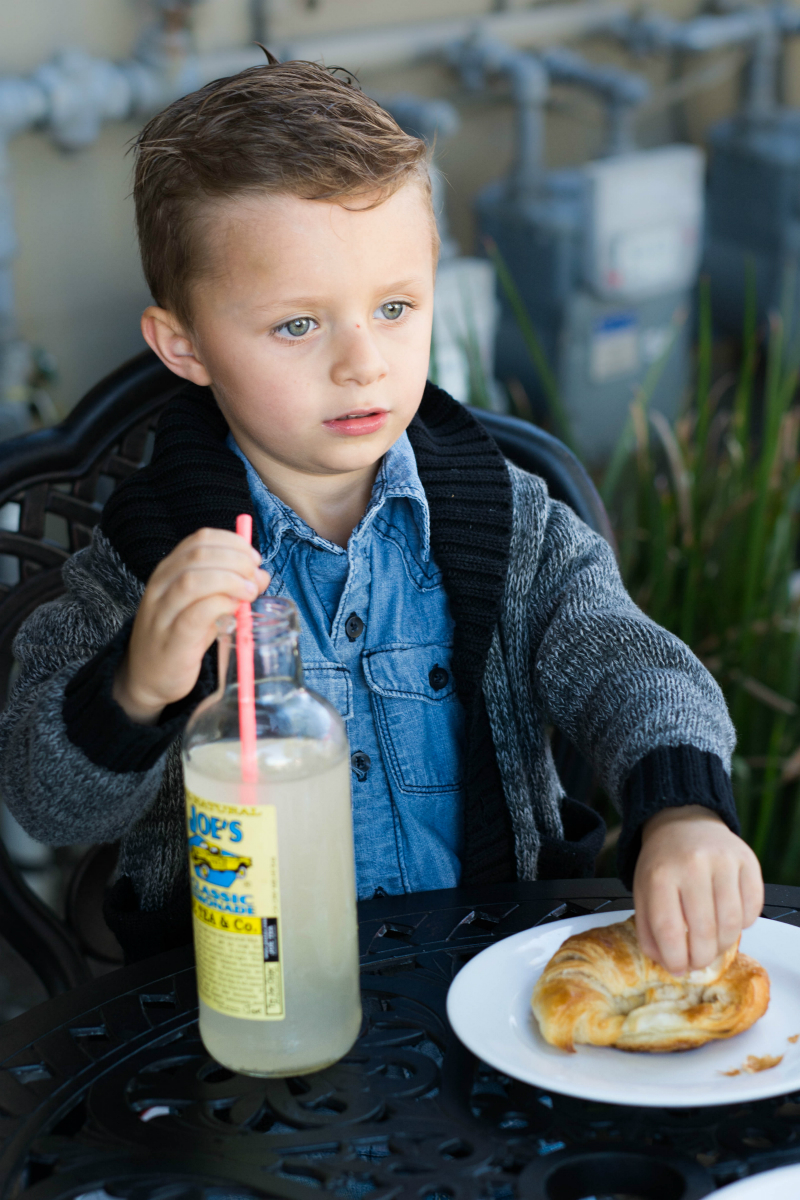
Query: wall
[{"left": 1, "top": 0, "right": 793, "bottom": 413}]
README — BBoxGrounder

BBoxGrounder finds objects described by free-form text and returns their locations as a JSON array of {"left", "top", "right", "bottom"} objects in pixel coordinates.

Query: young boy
[{"left": 0, "top": 60, "right": 762, "bottom": 972}]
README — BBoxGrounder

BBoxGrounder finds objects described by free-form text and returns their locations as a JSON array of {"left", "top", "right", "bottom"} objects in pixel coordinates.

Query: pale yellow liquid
[{"left": 184, "top": 741, "right": 362, "bottom": 1077}]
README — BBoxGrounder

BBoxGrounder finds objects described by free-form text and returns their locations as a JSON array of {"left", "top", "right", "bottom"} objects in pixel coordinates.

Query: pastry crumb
[
  {"left": 743, "top": 1054, "right": 783, "bottom": 1072},
  {"left": 721, "top": 1053, "right": 783, "bottom": 1077},
  {"left": 788, "top": 1034, "right": 800, "bottom": 1044}
]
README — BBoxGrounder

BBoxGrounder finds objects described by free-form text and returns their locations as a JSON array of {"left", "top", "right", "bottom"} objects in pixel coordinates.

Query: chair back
[
  {"left": 466, "top": 407, "right": 615, "bottom": 548},
  {"left": 0, "top": 353, "right": 180, "bottom": 993},
  {"left": 0, "top": 353, "right": 181, "bottom": 709}
]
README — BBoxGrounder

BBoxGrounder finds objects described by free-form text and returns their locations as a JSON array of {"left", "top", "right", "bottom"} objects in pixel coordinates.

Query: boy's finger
[
  {"left": 125, "top": 589, "right": 245, "bottom": 703},
  {"left": 147, "top": 593, "right": 247, "bottom": 666},
  {"left": 680, "top": 874, "right": 719, "bottom": 970},
  {"left": 638, "top": 881, "right": 689, "bottom": 974},
  {"left": 173, "top": 569, "right": 260, "bottom": 606},
  {"left": 151, "top": 569, "right": 260, "bottom": 627},
  {"left": 712, "top": 867, "right": 744, "bottom": 952},
  {"left": 184, "top": 526, "right": 262, "bottom": 561},
  {"left": 634, "top": 907, "right": 661, "bottom": 963},
  {"left": 177, "top": 592, "right": 244, "bottom": 637},
  {"left": 166, "top": 541, "right": 263, "bottom": 579},
  {"left": 740, "top": 858, "right": 765, "bottom": 928},
  {"left": 148, "top": 547, "right": 263, "bottom": 602}
]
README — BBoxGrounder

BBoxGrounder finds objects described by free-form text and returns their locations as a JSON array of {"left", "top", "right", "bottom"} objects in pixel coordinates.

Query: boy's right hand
[{"left": 112, "top": 528, "right": 269, "bottom": 724}]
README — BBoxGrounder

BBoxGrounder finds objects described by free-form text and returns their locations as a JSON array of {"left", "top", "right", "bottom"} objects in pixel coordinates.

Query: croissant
[{"left": 531, "top": 916, "right": 769, "bottom": 1053}]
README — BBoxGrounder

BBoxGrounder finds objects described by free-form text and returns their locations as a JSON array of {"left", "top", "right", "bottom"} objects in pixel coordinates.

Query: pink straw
[{"left": 235, "top": 514, "right": 258, "bottom": 795}]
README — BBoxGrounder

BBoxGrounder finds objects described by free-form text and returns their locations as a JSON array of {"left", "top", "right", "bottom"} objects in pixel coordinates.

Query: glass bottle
[{"left": 182, "top": 596, "right": 361, "bottom": 1077}]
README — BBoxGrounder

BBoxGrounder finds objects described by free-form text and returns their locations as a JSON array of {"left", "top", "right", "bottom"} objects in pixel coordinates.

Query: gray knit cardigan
[{"left": 0, "top": 456, "right": 735, "bottom": 918}]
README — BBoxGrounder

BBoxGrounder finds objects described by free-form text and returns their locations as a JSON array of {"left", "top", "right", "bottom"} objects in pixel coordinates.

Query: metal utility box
[
  {"left": 478, "top": 144, "right": 703, "bottom": 461},
  {"left": 583, "top": 146, "right": 704, "bottom": 300},
  {"left": 559, "top": 288, "right": 692, "bottom": 458},
  {"left": 705, "top": 111, "right": 800, "bottom": 343},
  {"left": 615, "top": 5, "right": 800, "bottom": 345}
]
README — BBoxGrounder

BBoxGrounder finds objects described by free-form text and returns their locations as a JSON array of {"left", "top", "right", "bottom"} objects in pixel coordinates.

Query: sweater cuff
[
  {"left": 104, "top": 874, "right": 192, "bottom": 964},
  {"left": 617, "top": 745, "right": 740, "bottom": 889},
  {"left": 538, "top": 796, "right": 606, "bottom": 880},
  {"left": 63, "top": 619, "right": 204, "bottom": 774}
]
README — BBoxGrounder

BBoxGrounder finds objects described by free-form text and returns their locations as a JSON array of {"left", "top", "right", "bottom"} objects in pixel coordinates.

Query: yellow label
[{"left": 185, "top": 788, "right": 284, "bottom": 1020}]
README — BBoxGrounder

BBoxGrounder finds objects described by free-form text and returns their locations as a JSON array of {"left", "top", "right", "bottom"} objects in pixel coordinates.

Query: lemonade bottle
[{"left": 182, "top": 594, "right": 361, "bottom": 1076}]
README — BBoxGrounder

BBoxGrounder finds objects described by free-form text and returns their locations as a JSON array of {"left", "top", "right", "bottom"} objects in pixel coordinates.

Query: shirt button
[
  {"left": 351, "top": 751, "right": 371, "bottom": 782},
  {"left": 429, "top": 664, "right": 449, "bottom": 691},
  {"left": 345, "top": 612, "right": 364, "bottom": 641}
]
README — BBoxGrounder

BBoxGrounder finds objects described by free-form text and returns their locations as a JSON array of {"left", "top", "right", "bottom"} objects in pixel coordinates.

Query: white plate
[
  {"left": 713, "top": 1163, "right": 800, "bottom": 1198},
  {"left": 446, "top": 911, "right": 800, "bottom": 1107}
]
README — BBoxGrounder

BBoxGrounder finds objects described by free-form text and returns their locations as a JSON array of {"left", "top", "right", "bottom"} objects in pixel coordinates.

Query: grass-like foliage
[
  {"left": 492, "top": 239, "right": 800, "bottom": 882},
  {"left": 604, "top": 279, "right": 800, "bottom": 881}
]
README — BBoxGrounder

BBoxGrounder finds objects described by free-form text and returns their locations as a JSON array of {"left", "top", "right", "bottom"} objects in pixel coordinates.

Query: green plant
[
  {"left": 602, "top": 281, "right": 800, "bottom": 883},
  {"left": 491, "top": 235, "right": 800, "bottom": 882}
]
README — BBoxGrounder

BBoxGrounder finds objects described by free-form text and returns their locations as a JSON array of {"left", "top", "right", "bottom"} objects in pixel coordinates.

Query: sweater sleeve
[
  {"left": 0, "top": 529, "right": 181, "bottom": 846},
  {"left": 523, "top": 485, "right": 739, "bottom": 865},
  {"left": 62, "top": 617, "right": 206, "bottom": 774}
]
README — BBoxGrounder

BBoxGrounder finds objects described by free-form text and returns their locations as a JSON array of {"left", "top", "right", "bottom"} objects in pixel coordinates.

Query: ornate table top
[{"left": 2, "top": 878, "right": 800, "bottom": 1200}]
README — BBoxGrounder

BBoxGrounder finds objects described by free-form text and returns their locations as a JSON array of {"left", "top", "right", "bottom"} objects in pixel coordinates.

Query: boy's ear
[{"left": 141, "top": 306, "right": 212, "bottom": 387}]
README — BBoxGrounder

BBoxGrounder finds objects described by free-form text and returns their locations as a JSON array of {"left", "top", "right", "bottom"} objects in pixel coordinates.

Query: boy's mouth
[{"left": 323, "top": 409, "right": 389, "bottom": 437}]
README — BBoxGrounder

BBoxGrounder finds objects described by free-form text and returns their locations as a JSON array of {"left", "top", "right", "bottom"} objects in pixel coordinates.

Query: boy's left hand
[{"left": 633, "top": 805, "right": 764, "bottom": 976}]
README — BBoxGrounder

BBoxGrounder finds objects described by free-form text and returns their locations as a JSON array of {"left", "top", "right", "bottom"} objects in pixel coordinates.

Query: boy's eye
[
  {"left": 377, "top": 302, "right": 406, "bottom": 321},
  {"left": 276, "top": 317, "right": 316, "bottom": 338}
]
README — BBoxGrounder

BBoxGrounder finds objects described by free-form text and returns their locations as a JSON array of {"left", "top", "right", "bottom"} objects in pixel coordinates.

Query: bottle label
[{"left": 185, "top": 789, "right": 285, "bottom": 1021}]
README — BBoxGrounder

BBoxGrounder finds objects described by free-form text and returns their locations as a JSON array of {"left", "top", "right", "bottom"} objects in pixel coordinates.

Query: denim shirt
[{"left": 227, "top": 432, "right": 466, "bottom": 899}]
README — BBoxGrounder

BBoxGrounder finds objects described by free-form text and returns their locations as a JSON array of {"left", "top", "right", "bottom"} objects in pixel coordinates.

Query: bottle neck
[
  {"left": 224, "top": 633, "right": 302, "bottom": 691},
  {"left": 218, "top": 599, "right": 304, "bottom": 698}
]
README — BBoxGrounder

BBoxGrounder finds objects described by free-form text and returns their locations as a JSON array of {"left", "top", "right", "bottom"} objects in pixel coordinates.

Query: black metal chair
[
  {"left": 0, "top": 350, "right": 613, "bottom": 998},
  {"left": 467, "top": 406, "right": 615, "bottom": 548}
]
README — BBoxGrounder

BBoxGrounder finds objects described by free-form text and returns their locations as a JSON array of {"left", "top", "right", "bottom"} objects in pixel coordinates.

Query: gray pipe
[
  {"left": 280, "top": 2, "right": 634, "bottom": 73},
  {"left": 746, "top": 24, "right": 781, "bottom": 120},
  {"left": 624, "top": 9, "right": 775, "bottom": 55},
  {"left": 449, "top": 36, "right": 548, "bottom": 202},
  {"left": 620, "top": 4, "right": 800, "bottom": 121},
  {"left": 250, "top": 0, "right": 271, "bottom": 47},
  {"left": 540, "top": 46, "right": 649, "bottom": 155},
  {"left": 449, "top": 35, "right": 649, "bottom": 201}
]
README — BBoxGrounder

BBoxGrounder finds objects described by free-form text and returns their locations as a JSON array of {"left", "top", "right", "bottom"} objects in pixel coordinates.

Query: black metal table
[{"left": 2, "top": 879, "right": 800, "bottom": 1200}]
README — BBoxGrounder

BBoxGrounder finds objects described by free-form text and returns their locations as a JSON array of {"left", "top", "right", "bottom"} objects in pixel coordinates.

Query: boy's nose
[{"left": 330, "top": 326, "right": 387, "bottom": 388}]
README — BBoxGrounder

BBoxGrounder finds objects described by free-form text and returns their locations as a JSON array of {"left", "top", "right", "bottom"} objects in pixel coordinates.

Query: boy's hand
[
  {"left": 113, "top": 528, "right": 269, "bottom": 725},
  {"left": 633, "top": 805, "right": 763, "bottom": 976}
]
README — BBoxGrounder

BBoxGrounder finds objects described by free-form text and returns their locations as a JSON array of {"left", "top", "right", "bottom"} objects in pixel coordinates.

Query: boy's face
[{"left": 143, "top": 180, "right": 436, "bottom": 481}]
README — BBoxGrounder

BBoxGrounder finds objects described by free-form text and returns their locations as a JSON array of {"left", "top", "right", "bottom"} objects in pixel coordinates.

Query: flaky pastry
[{"left": 531, "top": 916, "right": 769, "bottom": 1053}]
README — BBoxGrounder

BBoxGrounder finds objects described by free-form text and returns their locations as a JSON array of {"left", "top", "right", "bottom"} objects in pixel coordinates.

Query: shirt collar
[
  {"left": 226, "top": 430, "right": 431, "bottom": 565},
  {"left": 370, "top": 431, "right": 431, "bottom": 559}
]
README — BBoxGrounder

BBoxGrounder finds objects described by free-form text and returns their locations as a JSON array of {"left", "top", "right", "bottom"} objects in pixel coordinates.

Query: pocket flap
[
  {"left": 303, "top": 661, "right": 353, "bottom": 719},
  {"left": 363, "top": 644, "right": 456, "bottom": 702}
]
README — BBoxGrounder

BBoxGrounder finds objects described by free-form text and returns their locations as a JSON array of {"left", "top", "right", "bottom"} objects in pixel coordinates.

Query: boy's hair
[{"left": 133, "top": 59, "right": 433, "bottom": 327}]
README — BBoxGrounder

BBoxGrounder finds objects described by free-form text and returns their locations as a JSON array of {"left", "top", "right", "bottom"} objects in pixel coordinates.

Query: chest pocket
[
  {"left": 302, "top": 661, "right": 353, "bottom": 721},
  {"left": 362, "top": 644, "right": 464, "bottom": 794}
]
